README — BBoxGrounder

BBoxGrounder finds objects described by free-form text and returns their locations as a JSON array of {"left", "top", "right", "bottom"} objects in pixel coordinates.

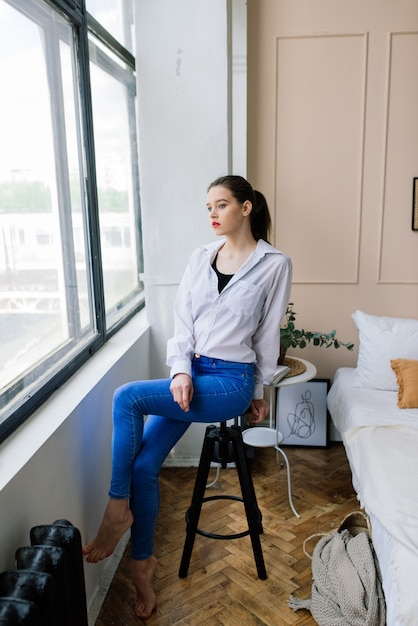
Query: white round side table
[{"left": 242, "top": 357, "right": 317, "bottom": 518}]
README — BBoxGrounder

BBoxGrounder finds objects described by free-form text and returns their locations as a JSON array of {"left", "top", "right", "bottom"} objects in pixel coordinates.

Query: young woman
[{"left": 83, "top": 175, "right": 292, "bottom": 619}]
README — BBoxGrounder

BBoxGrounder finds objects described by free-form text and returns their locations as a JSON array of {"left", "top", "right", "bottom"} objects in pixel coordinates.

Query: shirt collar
[
  {"left": 254, "top": 239, "right": 283, "bottom": 258},
  {"left": 201, "top": 238, "right": 282, "bottom": 264}
]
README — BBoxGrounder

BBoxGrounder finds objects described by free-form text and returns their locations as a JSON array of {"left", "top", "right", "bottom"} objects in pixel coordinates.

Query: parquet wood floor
[{"left": 96, "top": 442, "right": 358, "bottom": 625}]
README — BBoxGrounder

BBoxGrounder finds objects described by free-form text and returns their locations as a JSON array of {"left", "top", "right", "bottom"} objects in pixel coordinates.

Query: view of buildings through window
[{"left": 0, "top": 0, "right": 143, "bottom": 441}]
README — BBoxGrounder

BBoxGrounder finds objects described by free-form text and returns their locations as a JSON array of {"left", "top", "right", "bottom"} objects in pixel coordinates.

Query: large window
[{"left": 0, "top": 0, "right": 143, "bottom": 442}]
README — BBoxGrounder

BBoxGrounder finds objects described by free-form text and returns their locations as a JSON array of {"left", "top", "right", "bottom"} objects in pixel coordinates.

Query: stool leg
[
  {"left": 231, "top": 426, "right": 267, "bottom": 580},
  {"left": 178, "top": 426, "right": 216, "bottom": 578},
  {"left": 232, "top": 427, "right": 263, "bottom": 535}
]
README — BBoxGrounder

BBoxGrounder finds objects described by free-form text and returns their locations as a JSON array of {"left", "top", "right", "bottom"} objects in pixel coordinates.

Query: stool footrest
[{"left": 185, "top": 494, "right": 263, "bottom": 540}]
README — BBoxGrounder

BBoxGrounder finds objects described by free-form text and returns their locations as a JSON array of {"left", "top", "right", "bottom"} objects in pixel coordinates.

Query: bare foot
[
  {"left": 83, "top": 498, "right": 133, "bottom": 563},
  {"left": 131, "top": 556, "right": 158, "bottom": 619}
]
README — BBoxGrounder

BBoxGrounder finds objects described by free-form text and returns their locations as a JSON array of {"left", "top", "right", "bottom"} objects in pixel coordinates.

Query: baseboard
[
  {"left": 163, "top": 456, "right": 200, "bottom": 467},
  {"left": 87, "top": 531, "right": 130, "bottom": 626}
]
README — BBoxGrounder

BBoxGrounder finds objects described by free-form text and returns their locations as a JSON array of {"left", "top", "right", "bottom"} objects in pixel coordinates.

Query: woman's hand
[
  {"left": 170, "top": 374, "right": 194, "bottom": 412},
  {"left": 248, "top": 398, "right": 269, "bottom": 424}
]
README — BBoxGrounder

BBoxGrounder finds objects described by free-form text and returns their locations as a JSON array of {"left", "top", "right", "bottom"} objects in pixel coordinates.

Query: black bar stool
[{"left": 178, "top": 421, "right": 267, "bottom": 580}]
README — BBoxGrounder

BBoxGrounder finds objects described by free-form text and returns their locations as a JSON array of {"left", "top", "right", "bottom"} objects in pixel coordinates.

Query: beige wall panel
[
  {"left": 248, "top": 0, "right": 418, "bottom": 382},
  {"left": 275, "top": 35, "right": 367, "bottom": 283},
  {"left": 379, "top": 32, "right": 418, "bottom": 283}
]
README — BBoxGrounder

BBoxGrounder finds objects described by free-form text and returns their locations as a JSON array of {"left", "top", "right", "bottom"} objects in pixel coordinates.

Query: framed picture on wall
[
  {"left": 276, "top": 378, "right": 330, "bottom": 447},
  {"left": 413, "top": 177, "right": 418, "bottom": 231}
]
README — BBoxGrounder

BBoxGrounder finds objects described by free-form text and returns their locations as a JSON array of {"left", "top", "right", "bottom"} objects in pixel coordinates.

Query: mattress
[{"left": 327, "top": 368, "right": 418, "bottom": 626}]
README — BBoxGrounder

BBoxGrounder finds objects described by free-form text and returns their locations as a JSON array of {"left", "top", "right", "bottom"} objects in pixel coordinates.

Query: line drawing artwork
[
  {"left": 286, "top": 389, "right": 315, "bottom": 439},
  {"left": 278, "top": 379, "right": 329, "bottom": 447}
]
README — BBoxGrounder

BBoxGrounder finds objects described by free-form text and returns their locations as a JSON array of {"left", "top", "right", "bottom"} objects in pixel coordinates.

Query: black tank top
[{"left": 212, "top": 256, "right": 234, "bottom": 293}]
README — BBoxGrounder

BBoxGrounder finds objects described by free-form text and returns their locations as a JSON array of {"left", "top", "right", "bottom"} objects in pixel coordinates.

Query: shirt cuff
[
  {"left": 253, "top": 381, "right": 264, "bottom": 400},
  {"left": 170, "top": 358, "right": 192, "bottom": 379}
]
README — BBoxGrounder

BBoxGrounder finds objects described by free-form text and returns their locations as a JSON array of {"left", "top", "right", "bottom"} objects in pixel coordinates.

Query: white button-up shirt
[{"left": 166, "top": 239, "right": 292, "bottom": 399}]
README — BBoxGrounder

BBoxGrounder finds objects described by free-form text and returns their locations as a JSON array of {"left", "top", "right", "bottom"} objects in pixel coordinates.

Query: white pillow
[{"left": 352, "top": 310, "right": 418, "bottom": 390}]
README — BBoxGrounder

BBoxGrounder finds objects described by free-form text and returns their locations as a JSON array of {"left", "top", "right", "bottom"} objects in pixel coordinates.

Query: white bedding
[{"left": 327, "top": 368, "right": 418, "bottom": 626}]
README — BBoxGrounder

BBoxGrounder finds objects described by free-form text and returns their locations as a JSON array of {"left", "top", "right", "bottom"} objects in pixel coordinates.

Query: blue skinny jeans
[{"left": 110, "top": 355, "right": 255, "bottom": 560}]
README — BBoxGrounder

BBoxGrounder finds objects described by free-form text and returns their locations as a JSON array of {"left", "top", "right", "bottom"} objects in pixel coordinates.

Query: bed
[{"left": 327, "top": 310, "right": 418, "bottom": 626}]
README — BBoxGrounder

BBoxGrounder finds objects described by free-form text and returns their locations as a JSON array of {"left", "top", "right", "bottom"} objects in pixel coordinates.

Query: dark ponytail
[
  {"left": 207, "top": 175, "right": 272, "bottom": 243},
  {"left": 252, "top": 189, "right": 272, "bottom": 243}
]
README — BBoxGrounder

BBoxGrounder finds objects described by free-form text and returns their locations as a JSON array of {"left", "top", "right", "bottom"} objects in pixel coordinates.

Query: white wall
[{"left": 136, "top": 0, "right": 233, "bottom": 463}]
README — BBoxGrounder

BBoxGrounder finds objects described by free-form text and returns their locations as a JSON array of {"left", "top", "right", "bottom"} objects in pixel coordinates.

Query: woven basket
[
  {"left": 337, "top": 511, "right": 371, "bottom": 537},
  {"left": 303, "top": 510, "right": 371, "bottom": 559},
  {"left": 283, "top": 357, "right": 307, "bottom": 378}
]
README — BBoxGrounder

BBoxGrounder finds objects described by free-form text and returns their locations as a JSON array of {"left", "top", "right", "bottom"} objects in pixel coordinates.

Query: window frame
[{"left": 0, "top": 0, "right": 144, "bottom": 443}]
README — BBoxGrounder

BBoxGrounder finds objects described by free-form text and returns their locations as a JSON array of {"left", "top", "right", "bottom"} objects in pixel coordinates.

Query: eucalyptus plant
[{"left": 280, "top": 303, "right": 355, "bottom": 351}]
